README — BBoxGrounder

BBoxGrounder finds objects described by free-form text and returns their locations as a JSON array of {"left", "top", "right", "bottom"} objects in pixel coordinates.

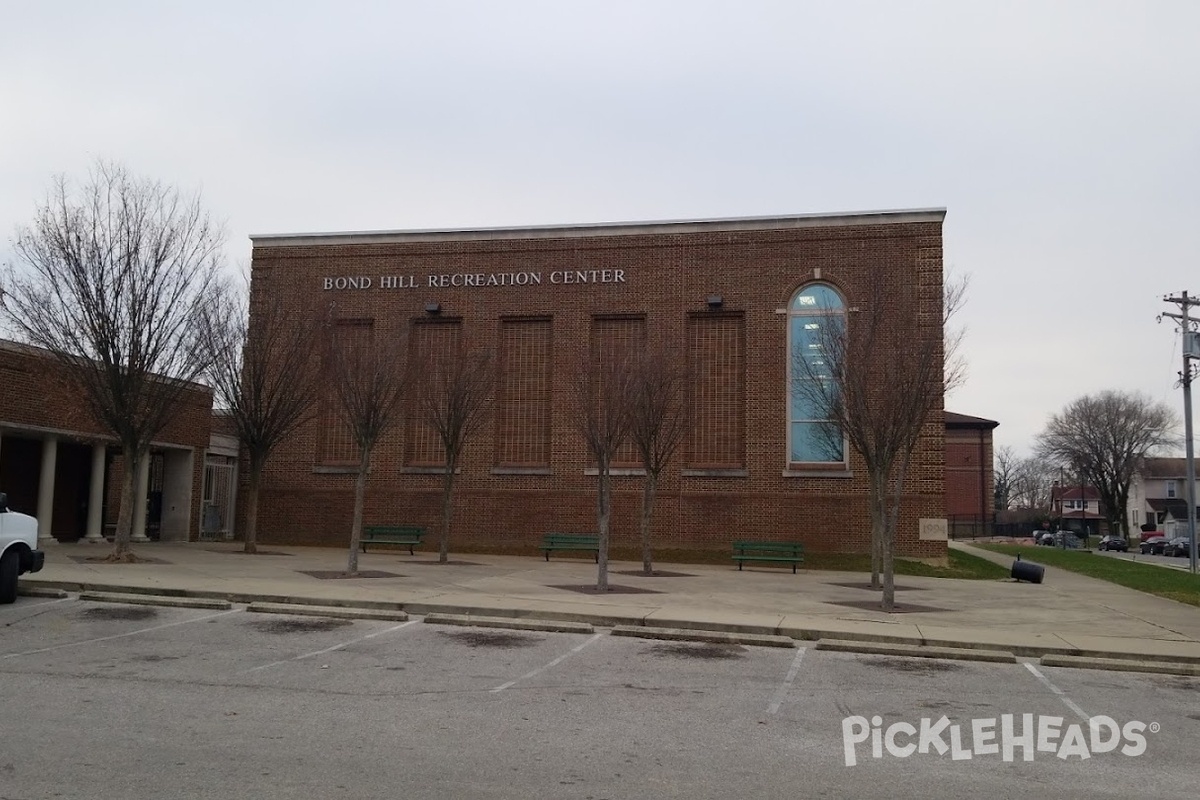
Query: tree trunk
[
  {"left": 641, "top": 471, "right": 658, "bottom": 576},
  {"left": 347, "top": 448, "right": 371, "bottom": 574},
  {"left": 881, "top": 527, "right": 895, "bottom": 611},
  {"left": 243, "top": 456, "right": 264, "bottom": 555},
  {"left": 869, "top": 471, "right": 887, "bottom": 590},
  {"left": 439, "top": 462, "right": 455, "bottom": 564},
  {"left": 597, "top": 459, "right": 611, "bottom": 591},
  {"left": 112, "top": 449, "right": 138, "bottom": 559},
  {"left": 881, "top": 453, "right": 913, "bottom": 612}
]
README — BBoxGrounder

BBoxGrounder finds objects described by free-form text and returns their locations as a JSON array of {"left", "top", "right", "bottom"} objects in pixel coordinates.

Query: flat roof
[{"left": 251, "top": 208, "right": 947, "bottom": 248}]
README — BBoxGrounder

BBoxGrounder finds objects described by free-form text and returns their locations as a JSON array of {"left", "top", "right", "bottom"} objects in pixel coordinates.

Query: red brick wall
[
  {"left": 248, "top": 212, "right": 948, "bottom": 558},
  {"left": 0, "top": 340, "right": 212, "bottom": 540},
  {"left": 946, "top": 427, "right": 994, "bottom": 521}
]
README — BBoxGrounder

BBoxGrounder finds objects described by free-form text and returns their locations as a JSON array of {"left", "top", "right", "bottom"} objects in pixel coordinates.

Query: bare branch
[
  {"left": 327, "top": 314, "right": 409, "bottom": 573},
  {"left": 196, "top": 274, "right": 322, "bottom": 553},
  {"left": 1, "top": 161, "right": 223, "bottom": 559},
  {"left": 1036, "top": 390, "right": 1178, "bottom": 536}
]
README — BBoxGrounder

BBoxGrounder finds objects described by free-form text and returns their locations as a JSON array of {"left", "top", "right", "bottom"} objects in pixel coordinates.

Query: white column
[
  {"left": 37, "top": 436, "right": 58, "bottom": 546},
  {"left": 83, "top": 443, "right": 106, "bottom": 543},
  {"left": 130, "top": 455, "right": 151, "bottom": 543}
]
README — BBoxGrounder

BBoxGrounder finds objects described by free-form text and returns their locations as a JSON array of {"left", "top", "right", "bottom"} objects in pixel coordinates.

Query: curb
[
  {"left": 611, "top": 624, "right": 795, "bottom": 648},
  {"left": 22, "top": 578, "right": 1200, "bottom": 671},
  {"left": 246, "top": 602, "right": 409, "bottom": 622},
  {"left": 424, "top": 613, "right": 594, "bottom": 634},
  {"left": 1040, "top": 654, "right": 1200, "bottom": 677},
  {"left": 814, "top": 639, "right": 1016, "bottom": 663},
  {"left": 18, "top": 586, "right": 69, "bottom": 599},
  {"left": 78, "top": 591, "right": 233, "bottom": 610}
]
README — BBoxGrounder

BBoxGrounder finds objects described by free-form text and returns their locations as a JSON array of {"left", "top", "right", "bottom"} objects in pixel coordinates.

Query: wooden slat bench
[
  {"left": 541, "top": 533, "right": 600, "bottom": 562},
  {"left": 732, "top": 541, "right": 805, "bottom": 573},
  {"left": 361, "top": 525, "right": 426, "bottom": 554}
]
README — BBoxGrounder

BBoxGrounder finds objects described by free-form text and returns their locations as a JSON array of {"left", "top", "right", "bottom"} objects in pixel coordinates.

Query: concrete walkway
[{"left": 19, "top": 539, "right": 1200, "bottom": 666}]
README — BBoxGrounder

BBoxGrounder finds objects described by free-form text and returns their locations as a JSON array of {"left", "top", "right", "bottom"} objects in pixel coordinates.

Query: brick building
[
  {"left": 247, "top": 209, "right": 950, "bottom": 558},
  {"left": 0, "top": 339, "right": 212, "bottom": 545},
  {"left": 944, "top": 411, "right": 998, "bottom": 537}
]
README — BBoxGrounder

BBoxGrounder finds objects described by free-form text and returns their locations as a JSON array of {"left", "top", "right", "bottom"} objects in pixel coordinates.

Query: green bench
[
  {"left": 361, "top": 525, "right": 426, "bottom": 554},
  {"left": 732, "top": 540, "right": 805, "bottom": 573},
  {"left": 541, "top": 533, "right": 600, "bottom": 562}
]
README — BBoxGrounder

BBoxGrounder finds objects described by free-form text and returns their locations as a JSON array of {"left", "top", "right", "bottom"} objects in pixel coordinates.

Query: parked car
[
  {"left": 1097, "top": 535, "right": 1128, "bottom": 552},
  {"left": 0, "top": 491, "right": 44, "bottom": 603},
  {"left": 1163, "top": 537, "right": 1194, "bottom": 558},
  {"left": 1139, "top": 536, "right": 1168, "bottom": 555}
]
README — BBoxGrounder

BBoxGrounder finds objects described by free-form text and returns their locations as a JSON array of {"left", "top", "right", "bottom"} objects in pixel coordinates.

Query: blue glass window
[{"left": 788, "top": 284, "right": 845, "bottom": 464}]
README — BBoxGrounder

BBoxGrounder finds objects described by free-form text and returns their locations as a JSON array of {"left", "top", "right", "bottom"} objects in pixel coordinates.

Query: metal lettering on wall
[{"left": 322, "top": 269, "right": 627, "bottom": 291}]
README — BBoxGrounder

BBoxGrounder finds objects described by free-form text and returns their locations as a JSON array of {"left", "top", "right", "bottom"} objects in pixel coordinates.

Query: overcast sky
[{"left": 2, "top": 1, "right": 1197, "bottom": 457}]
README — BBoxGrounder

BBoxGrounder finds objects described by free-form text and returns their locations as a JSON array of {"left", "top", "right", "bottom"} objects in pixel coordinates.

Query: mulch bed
[
  {"left": 614, "top": 569, "right": 697, "bottom": 578},
  {"left": 827, "top": 582, "right": 924, "bottom": 591},
  {"left": 68, "top": 555, "right": 170, "bottom": 565},
  {"left": 298, "top": 570, "right": 405, "bottom": 580},
  {"left": 829, "top": 600, "right": 947, "bottom": 614},
  {"left": 549, "top": 584, "right": 662, "bottom": 595}
]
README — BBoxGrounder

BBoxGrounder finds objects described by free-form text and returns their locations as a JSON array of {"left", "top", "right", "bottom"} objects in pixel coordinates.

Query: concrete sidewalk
[{"left": 19, "top": 539, "right": 1200, "bottom": 667}]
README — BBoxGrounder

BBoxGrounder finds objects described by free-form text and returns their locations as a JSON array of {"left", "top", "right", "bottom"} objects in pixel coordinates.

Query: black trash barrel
[{"left": 1011, "top": 559, "right": 1044, "bottom": 584}]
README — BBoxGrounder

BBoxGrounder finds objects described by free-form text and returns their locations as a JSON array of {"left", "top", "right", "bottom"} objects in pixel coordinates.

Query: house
[
  {"left": 1049, "top": 484, "right": 1104, "bottom": 537},
  {"left": 1130, "top": 457, "right": 1198, "bottom": 538}
]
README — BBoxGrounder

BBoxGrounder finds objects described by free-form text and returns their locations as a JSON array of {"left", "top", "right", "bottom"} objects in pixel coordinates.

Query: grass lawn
[{"left": 980, "top": 544, "right": 1200, "bottom": 608}]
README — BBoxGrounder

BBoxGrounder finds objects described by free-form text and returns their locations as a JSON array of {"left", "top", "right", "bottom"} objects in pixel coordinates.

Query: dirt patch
[
  {"left": 827, "top": 582, "right": 924, "bottom": 592},
  {"left": 440, "top": 630, "right": 541, "bottom": 649},
  {"left": 859, "top": 656, "right": 964, "bottom": 673},
  {"left": 298, "top": 570, "right": 405, "bottom": 579},
  {"left": 614, "top": 570, "right": 697, "bottom": 578},
  {"left": 132, "top": 654, "right": 180, "bottom": 662},
  {"left": 829, "top": 600, "right": 947, "bottom": 614},
  {"left": 250, "top": 617, "right": 353, "bottom": 634},
  {"left": 80, "top": 606, "right": 157, "bottom": 621},
  {"left": 644, "top": 643, "right": 746, "bottom": 660},
  {"left": 549, "top": 584, "right": 662, "bottom": 595},
  {"left": 69, "top": 554, "right": 170, "bottom": 565}
]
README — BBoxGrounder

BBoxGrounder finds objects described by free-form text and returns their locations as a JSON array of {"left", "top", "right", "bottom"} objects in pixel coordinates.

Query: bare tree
[
  {"left": 1007, "top": 455, "right": 1057, "bottom": 510},
  {"left": 415, "top": 349, "right": 493, "bottom": 564},
  {"left": 328, "top": 317, "right": 408, "bottom": 574},
  {"left": 574, "top": 348, "right": 637, "bottom": 591},
  {"left": 1, "top": 162, "right": 222, "bottom": 561},
  {"left": 793, "top": 271, "right": 967, "bottom": 611},
  {"left": 1037, "top": 390, "right": 1178, "bottom": 536},
  {"left": 197, "top": 279, "right": 321, "bottom": 553},
  {"left": 994, "top": 445, "right": 1018, "bottom": 511},
  {"left": 626, "top": 341, "right": 691, "bottom": 575}
]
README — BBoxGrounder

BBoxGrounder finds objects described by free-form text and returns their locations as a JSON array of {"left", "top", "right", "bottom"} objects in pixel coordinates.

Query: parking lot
[{"left": 2, "top": 595, "right": 1199, "bottom": 799}]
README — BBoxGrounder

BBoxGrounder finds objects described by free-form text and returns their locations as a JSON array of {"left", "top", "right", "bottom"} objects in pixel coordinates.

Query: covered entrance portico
[{"left": 0, "top": 427, "right": 197, "bottom": 545}]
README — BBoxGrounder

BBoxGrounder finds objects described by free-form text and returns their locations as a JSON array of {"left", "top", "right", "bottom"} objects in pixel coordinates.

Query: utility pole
[{"left": 1161, "top": 292, "right": 1199, "bottom": 575}]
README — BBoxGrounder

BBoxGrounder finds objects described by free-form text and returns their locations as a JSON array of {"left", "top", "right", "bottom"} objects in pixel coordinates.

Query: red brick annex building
[
  {"left": 247, "top": 209, "right": 952, "bottom": 560},
  {"left": 0, "top": 340, "right": 213, "bottom": 546}
]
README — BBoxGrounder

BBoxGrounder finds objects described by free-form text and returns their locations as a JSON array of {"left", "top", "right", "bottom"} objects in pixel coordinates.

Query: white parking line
[
  {"left": 243, "top": 619, "right": 419, "bottom": 673},
  {"left": 1024, "top": 662, "right": 1089, "bottom": 721},
  {"left": 490, "top": 633, "right": 603, "bottom": 693},
  {"left": 767, "top": 647, "right": 807, "bottom": 714},
  {"left": 0, "top": 596, "right": 72, "bottom": 620},
  {"left": 0, "top": 609, "right": 242, "bottom": 659}
]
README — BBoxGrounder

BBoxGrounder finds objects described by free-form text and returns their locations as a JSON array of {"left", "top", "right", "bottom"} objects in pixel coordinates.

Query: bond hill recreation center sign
[{"left": 323, "top": 269, "right": 627, "bottom": 291}]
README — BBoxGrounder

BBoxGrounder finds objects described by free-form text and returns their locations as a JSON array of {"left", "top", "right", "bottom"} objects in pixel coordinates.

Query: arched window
[{"left": 788, "top": 283, "right": 846, "bottom": 465}]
